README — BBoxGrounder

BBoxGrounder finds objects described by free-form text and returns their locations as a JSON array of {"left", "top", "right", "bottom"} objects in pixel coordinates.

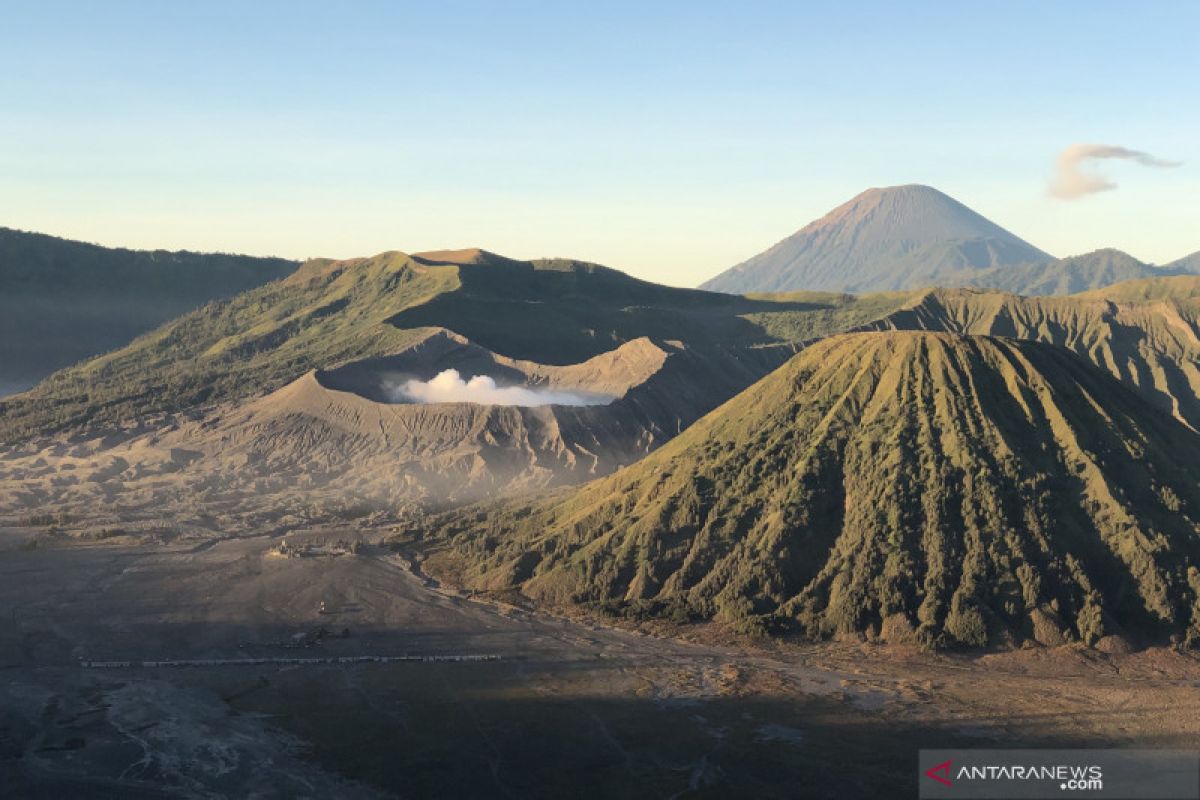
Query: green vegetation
[
  {"left": 7, "top": 235, "right": 1200, "bottom": 654},
  {"left": 0, "top": 227, "right": 297, "bottom": 393},
  {"left": 865, "top": 282, "right": 1200, "bottom": 431},
  {"left": 737, "top": 290, "right": 913, "bottom": 342},
  {"left": 0, "top": 252, "right": 448, "bottom": 439},
  {"left": 418, "top": 332, "right": 1200, "bottom": 649},
  {"left": 0, "top": 249, "right": 915, "bottom": 442},
  {"left": 12, "top": 237, "right": 1197, "bottom": 447}
]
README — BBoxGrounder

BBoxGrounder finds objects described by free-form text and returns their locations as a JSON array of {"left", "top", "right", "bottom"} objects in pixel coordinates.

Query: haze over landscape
[
  {"left": 2, "top": 3, "right": 1199, "bottom": 799},
  {"left": 3, "top": 2, "right": 1198, "bottom": 284}
]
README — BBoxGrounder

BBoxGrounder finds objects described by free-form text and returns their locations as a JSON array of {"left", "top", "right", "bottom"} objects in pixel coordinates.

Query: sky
[{"left": 1, "top": 1, "right": 1197, "bottom": 287}]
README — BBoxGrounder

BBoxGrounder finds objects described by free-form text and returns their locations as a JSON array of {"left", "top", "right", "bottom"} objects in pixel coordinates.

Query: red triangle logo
[{"left": 925, "top": 759, "right": 952, "bottom": 787}]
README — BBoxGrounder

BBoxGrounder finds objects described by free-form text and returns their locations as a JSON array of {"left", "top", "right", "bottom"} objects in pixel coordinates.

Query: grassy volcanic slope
[
  {"left": 0, "top": 227, "right": 297, "bottom": 394},
  {"left": 864, "top": 279, "right": 1200, "bottom": 431},
  {"left": 0, "top": 248, "right": 911, "bottom": 442},
  {"left": 421, "top": 332, "right": 1200, "bottom": 649}
]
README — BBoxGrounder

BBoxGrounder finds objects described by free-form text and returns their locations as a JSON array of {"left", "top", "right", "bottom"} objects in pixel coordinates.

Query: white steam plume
[
  {"left": 389, "top": 369, "right": 612, "bottom": 407},
  {"left": 1049, "top": 143, "right": 1181, "bottom": 200}
]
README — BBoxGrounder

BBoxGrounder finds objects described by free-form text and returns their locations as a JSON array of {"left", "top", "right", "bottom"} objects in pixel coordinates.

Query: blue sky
[{"left": 1, "top": 1, "right": 1196, "bottom": 286}]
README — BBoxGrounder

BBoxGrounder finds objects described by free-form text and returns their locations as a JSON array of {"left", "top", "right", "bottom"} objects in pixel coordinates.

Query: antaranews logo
[
  {"left": 934, "top": 762, "right": 1102, "bottom": 791},
  {"left": 925, "top": 760, "right": 953, "bottom": 788},
  {"left": 918, "top": 749, "right": 1198, "bottom": 799}
]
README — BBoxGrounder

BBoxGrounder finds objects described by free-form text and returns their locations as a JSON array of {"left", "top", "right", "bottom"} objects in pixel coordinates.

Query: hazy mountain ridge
[
  {"left": 947, "top": 248, "right": 1196, "bottom": 296},
  {"left": 0, "top": 227, "right": 297, "bottom": 395},
  {"left": 417, "top": 332, "right": 1200, "bottom": 649},
  {"left": 700, "top": 186, "right": 1198, "bottom": 296},
  {"left": 1168, "top": 250, "right": 1200, "bottom": 273}
]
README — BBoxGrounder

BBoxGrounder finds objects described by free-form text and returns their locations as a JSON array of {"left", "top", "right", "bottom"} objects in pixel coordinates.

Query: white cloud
[
  {"left": 388, "top": 369, "right": 611, "bottom": 407},
  {"left": 1049, "top": 143, "right": 1181, "bottom": 200}
]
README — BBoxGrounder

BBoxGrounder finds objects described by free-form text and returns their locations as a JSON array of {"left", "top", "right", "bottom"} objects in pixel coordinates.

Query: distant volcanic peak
[
  {"left": 701, "top": 185, "right": 1050, "bottom": 294},
  {"left": 819, "top": 183, "right": 935, "bottom": 214},
  {"left": 808, "top": 184, "right": 1042, "bottom": 249},
  {"left": 867, "top": 183, "right": 941, "bottom": 193},
  {"left": 821, "top": 184, "right": 952, "bottom": 218}
]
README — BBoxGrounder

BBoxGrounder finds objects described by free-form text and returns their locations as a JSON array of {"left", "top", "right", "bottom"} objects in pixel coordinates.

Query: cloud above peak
[{"left": 1049, "top": 143, "right": 1181, "bottom": 200}]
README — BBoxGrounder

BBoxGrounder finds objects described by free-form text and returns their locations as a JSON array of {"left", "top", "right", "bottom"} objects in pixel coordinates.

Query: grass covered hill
[
  {"left": 420, "top": 332, "right": 1200, "bottom": 649},
  {"left": 0, "top": 227, "right": 297, "bottom": 395},
  {"left": 0, "top": 248, "right": 911, "bottom": 442},
  {"left": 865, "top": 279, "right": 1200, "bottom": 431}
]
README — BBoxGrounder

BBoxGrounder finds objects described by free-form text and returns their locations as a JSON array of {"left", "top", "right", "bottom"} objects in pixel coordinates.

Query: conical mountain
[
  {"left": 701, "top": 185, "right": 1050, "bottom": 294},
  {"left": 427, "top": 331, "right": 1200, "bottom": 649}
]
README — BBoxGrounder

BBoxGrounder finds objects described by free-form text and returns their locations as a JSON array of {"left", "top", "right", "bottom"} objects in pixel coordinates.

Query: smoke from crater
[{"left": 389, "top": 369, "right": 612, "bottom": 407}]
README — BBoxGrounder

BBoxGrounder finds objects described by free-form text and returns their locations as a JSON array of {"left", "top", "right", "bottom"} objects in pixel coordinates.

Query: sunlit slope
[
  {"left": 0, "top": 252, "right": 454, "bottom": 440},
  {"left": 427, "top": 332, "right": 1200, "bottom": 648},
  {"left": 0, "top": 249, "right": 913, "bottom": 442},
  {"left": 863, "top": 280, "right": 1200, "bottom": 430}
]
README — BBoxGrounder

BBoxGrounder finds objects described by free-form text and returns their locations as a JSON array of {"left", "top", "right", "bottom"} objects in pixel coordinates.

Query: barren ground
[{"left": 1, "top": 527, "right": 1198, "bottom": 799}]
